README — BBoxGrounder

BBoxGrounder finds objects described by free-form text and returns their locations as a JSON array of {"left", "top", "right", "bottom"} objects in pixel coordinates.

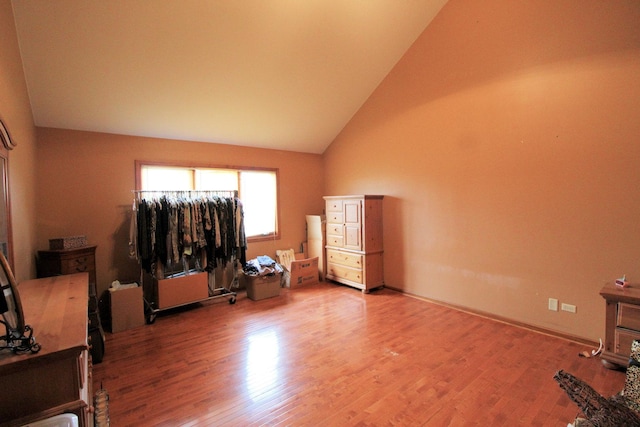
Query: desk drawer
[{"left": 618, "top": 303, "right": 640, "bottom": 331}]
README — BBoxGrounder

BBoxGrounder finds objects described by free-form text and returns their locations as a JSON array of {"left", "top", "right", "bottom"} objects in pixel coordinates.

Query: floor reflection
[{"left": 246, "top": 328, "right": 280, "bottom": 401}]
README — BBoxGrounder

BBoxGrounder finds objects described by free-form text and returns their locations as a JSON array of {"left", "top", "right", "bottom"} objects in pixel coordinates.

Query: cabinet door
[{"left": 343, "top": 200, "right": 362, "bottom": 250}]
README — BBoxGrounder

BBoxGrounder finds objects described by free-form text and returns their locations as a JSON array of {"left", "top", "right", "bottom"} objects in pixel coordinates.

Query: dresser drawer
[
  {"left": 326, "top": 224, "right": 343, "bottom": 236},
  {"left": 615, "top": 327, "right": 640, "bottom": 356},
  {"left": 326, "top": 235, "right": 344, "bottom": 247},
  {"left": 326, "top": 212, "right": 344, "bottom": 224},
  {"left": 62, "top": 255, "right": 95, "bottom": 275},
  {"left": 618, "top": 303, "right": 640, "bottom": 331},
  {"left": 327, "top": 263, "right": 363, "bottom": 284},
  {"left": 327, "top": 249, "right": 362, "bottom": 269},
  {"left": 326, "top": 199, "right": 343, "bottom": 212}
]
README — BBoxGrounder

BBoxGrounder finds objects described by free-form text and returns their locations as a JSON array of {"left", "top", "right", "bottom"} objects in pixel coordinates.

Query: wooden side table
[
  {"left": 600, "top": 282, "right": 640, "bottom": 369},
  {"left": 37, "top": 245, "right": 97, "bottom": 288}
]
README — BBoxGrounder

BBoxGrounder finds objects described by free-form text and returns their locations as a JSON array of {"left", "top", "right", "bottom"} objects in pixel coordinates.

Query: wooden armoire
[{"left": 323, "top": 195, "right": 383, "bottom": 293}]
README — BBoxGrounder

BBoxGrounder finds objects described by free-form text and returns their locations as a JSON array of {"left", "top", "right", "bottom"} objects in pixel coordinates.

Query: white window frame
[{"left": 135, "top": 160, "right": 280, "bottom": 242}]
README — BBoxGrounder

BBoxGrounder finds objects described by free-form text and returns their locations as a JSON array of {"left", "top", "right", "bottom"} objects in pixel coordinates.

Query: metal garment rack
[{"left": 133, "top": 189, "right": 240, "bottom": 323}]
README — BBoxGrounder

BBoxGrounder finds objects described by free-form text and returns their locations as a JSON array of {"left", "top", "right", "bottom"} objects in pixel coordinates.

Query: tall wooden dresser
[
  {"left": 324, "top": 195, "right": 384, "bottom": 293},
  {"left": 0, "top": 274, "right": 93, "bottom": 426}
]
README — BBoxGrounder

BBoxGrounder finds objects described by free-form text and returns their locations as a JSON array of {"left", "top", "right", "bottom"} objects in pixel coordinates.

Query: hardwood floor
[{"left": 93, "top": 282, "right": 626, "bottom": 426}]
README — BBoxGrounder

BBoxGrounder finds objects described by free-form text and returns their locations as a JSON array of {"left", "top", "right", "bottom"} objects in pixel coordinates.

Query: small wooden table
[
  {"left": 0, "top": 273, "right": 92, "bottom": 426},
  {"left": 600, "top": 282, "right": 640, "bottom": 369}
]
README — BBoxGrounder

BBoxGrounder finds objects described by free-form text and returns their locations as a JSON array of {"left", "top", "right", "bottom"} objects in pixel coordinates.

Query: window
[{"left": 136, "top": 161, "right": 279, "bottom": 241}]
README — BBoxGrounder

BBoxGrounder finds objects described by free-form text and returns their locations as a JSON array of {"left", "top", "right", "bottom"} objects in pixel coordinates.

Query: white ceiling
[{"left": 12, "top": 0, "right": 447, "bottom": 154}]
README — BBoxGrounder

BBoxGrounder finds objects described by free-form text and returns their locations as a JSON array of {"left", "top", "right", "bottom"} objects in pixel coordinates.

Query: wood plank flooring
[{"left": 93, "top": 282, "right": 626, "bottom": 426}]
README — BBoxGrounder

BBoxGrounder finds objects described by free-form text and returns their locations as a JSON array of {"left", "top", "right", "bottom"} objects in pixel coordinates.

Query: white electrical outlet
[
  {"left": 561, "top": 303, "right": 577, "bottom": 313},
  {"left": 548, "top": 298, "right": 558, "bottom": 311}
]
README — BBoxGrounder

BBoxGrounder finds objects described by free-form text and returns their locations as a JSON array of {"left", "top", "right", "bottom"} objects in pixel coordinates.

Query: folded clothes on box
[
  {"left": 257, "top": 255, "right": 276, "bottom": 266},
  {"left": 244, "top": 256, "right": 283, "bottom": 276}
]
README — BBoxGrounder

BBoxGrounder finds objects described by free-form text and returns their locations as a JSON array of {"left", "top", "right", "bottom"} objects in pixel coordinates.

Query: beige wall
[
  {"left": 324, "top": 0, "right": 640, "bottom": 341},
  {"left": 36, "top": 128, "right": 324, "bottom": 295},
  {"left": 4, "top": 0, "right": 640, "bottom": 342},
  {"left": 0, "top": 0, "right": 38, "bottom": 281}
]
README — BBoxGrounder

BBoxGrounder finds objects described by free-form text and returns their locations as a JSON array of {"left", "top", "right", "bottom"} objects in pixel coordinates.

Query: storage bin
[
  {"left": 109, "top": 284, "right": 145, "bottom": 333},
  {"left": 289, "top": 256, "right": 319, "bottom": 288},
  {"left": 244, "top": 272, "right": 281, "bottom": 301},
  {"left": 156, "top": 271, "right": 208, "bottom": 309},
  {"left": 276, "top": 249, "right": 319, "bottom": 288}
]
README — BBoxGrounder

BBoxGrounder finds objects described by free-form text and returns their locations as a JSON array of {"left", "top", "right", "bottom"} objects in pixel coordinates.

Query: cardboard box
[
  {"left": 245, "top": 272, "right": 281, "bottom": 301},
  {"left": 306, "top": 215, "right": 325, "bottom": 240},
  {"left": 276, "top": 250, "right": 319, "bottom": 288},
  {"left": 289, "top": 256, "right": 319, "bottom": 288},
  {"left": 307, "top": 239, "right": 325, "bottom": 280},
  {"left": 156, "top": 271, "right": 209, "bottom": 309},
  {"left": 306, "top": 215, "right": 326, "bottom": 280},
  {"left": 109, "top": 285, "right": 145, "bottom": 333}
]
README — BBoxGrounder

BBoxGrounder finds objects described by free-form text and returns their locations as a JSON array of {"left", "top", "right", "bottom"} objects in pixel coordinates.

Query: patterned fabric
[
  {"left": 555, "top": 347, "right": 640, "bottom": 427},
  {"left": 624, "top": 340, "right": 640, "bottom": 413},
  {"left": 632, "top": 340, "right": 640, "bottom": 361},
  {"left": 578, "top": 395, "right": 640, "bottom": 427}
]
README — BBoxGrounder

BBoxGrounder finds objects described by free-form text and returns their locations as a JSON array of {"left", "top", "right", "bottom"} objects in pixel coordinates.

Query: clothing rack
[
  {"left": 131, "top": 189, "right": 245, "bottom": 323},
  {"left": 132, "top": 189, "right": 239, "bottom": 198}
]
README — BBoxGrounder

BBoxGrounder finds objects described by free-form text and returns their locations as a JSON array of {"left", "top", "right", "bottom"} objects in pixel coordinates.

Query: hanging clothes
[{"left": 131, "top": 191, "right": 246, "bottom": 277}]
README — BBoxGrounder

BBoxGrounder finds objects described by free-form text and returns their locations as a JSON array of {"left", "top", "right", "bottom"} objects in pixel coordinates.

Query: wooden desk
[
  {"left": 0, "top": 273, "right": 92, "bottom": 426},
  {"left": 36, "top": 245, "right": 104, "bottom": 363},
  {"left": 600, "top": 282, "right": 640, "bottom": 369}
]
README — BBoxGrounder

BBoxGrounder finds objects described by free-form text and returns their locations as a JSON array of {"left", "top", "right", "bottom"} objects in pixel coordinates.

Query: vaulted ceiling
[{"left": 12, "top": 0, "right": 447, "bottom": 153}]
